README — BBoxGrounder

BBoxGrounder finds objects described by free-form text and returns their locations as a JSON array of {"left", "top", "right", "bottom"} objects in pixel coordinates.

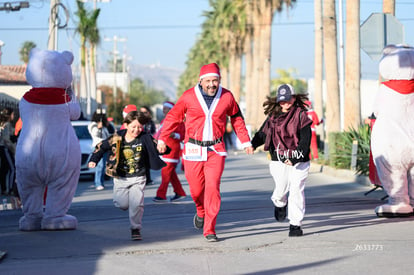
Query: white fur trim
[
  {"left": 199, "top": 73, "right": 220, "bottom": 80},
  {"left": 160, "top": 157, "right": 179, "bottom": 163}
]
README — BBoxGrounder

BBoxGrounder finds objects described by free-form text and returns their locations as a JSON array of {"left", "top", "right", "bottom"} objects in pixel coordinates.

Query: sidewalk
[{"left": 1, "top": 152, "right": 413, "bottom": 275}]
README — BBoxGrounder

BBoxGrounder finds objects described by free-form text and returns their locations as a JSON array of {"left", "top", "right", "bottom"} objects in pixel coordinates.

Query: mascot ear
[
  {"left": 61, "top": 51, "right": 74, "bottom": 65},
  {"left": 29, "top": 48, "right": 40, "bottom": 59}
]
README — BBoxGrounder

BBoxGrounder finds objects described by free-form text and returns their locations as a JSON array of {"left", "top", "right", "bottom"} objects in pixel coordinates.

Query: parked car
[{"left": 71, "top": 120, "right": 95, "bottom": 178}]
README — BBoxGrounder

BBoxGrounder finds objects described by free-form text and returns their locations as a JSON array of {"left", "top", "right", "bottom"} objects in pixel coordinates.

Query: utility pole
[
  {"left": 104, "top": 35, "right": 127, "bottom": 117},
  {"left": 47, "top": 1, "right": 69, "bottom": 51},
  {"left": 48, "top": 0, "right": 59, "bottom": 50}
]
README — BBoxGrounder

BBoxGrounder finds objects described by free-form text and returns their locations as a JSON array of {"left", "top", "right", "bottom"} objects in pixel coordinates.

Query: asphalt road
[{"left": 1, "top": 152, "right": 412, "bottom": 275}]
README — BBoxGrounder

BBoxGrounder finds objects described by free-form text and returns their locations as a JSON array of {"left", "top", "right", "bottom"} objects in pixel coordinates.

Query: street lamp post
[{"left": 104, "top": 35, "right": 126, "bottom": 118}]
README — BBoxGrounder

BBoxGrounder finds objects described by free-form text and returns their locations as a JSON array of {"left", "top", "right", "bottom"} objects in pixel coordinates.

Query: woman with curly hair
[{"left": 251, "top": 84, "right": 312, "bottom": 237}]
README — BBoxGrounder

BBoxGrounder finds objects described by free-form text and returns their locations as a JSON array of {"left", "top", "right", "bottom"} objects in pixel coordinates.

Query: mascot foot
[
  {"left": 41, "top": 215, "right": 78, "bottom": 230},
  {"left": 375, "top": 203, "right": 414, "bottom": 218},
  {"left": 19, "top": 216, "right": 42, "bottom": 231}
]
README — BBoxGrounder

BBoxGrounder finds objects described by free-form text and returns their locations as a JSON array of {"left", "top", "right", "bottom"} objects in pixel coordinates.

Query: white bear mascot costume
[
  {"left": 16, "top": 49, "right": 81, "bottom": 231},
  {"left": 371, "top": 44, "right": 414, "bottom": 217}
]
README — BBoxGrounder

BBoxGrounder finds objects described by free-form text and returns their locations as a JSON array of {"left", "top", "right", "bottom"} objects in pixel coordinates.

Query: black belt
[{"left": 188, "top": 137, "right": 223, "bottom": 147}]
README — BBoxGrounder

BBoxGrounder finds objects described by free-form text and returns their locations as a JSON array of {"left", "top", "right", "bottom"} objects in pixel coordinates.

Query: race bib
[{"left": 184, "top": 142, "right": 207, "bottom": 161}]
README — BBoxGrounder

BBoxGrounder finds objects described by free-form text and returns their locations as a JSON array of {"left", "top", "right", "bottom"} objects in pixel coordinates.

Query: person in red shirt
[
  {"left": 153, "top": 101, "right": 187, "bottom": 203},
  {"left": 157, "top": 63, "right": 254, "bottom": 242},
  {"left": 305, "top": 101, "right": 322, "bottom": 160}
]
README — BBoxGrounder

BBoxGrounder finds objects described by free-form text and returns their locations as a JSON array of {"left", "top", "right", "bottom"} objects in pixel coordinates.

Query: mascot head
[
  {"left": 25, "top": 48, "right": 74, "bottom": 89},
  {"left": 379, "top": 44, "right": 414, "bottom": 81}
]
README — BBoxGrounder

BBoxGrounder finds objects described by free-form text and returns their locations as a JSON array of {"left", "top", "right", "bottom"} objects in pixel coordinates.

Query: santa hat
[
  {"left": 163, "top": 101, "right": 175, "bottom": 109},
  {"left": 199, "top": 63, "right": 221, "bottom": 80},
  {"left": 122, "top": 104, "right": 137, "bottom": 118}
]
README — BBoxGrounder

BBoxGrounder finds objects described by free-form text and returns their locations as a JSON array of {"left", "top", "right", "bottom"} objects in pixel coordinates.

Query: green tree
[
  {"left": 128, "top": 78, "right": 168, "bottom": 108},
  {"left": 19, "top": 41, "right": 36, "bottom": 64}
]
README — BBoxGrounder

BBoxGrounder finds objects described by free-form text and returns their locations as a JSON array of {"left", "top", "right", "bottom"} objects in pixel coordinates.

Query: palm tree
[
  {"left": 177, "top": 3, "right": 227, "bottom": 96},
  {"left": 19, "top": 41, "right": 36, "bottom": 64},
  {"left": 210, "top": 0, "right": 246, "bottom": 102},
  {"left": 344, "top": 0, "right": 360, "bottom": 130},
  {"left": 244, "top": 0, "right": 255, "bottom": 126},
  {"left": 313, "top": 0, "right": 324, "bottom": 142},
  {"left": 86, "top": 8, "right": 101, "bottom": 116},
  {"left": 248, "top": 0, "right": 296, "bottom": 130},
  {"left": 75, "top": 0, "right": 100, "bottom": 117},
  {"left": 75, "top": 0, "right": 88, "bottom": 110},
  {"left": 323, "top": 0, "right": 341, "bottom": 142},
  {"left": 178, "top": 0, "right": 296, "bottom": 131}
]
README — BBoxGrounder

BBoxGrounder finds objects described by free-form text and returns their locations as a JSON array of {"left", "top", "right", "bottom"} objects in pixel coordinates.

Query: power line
[{"left": 3, "top": 16, "right": 414, "bottom": 32}]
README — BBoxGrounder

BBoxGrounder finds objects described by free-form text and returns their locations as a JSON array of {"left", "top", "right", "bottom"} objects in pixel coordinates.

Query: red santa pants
[
  {"left": 184, "top": 151, "right": 225, "bottom": 236},
  {"left": 156, "top": 162, "right": 186, "bottom": 199}
]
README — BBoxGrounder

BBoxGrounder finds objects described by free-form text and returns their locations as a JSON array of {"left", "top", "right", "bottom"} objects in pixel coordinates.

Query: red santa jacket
[
  {"left": 158, "top": 85, "right": 251, "bottom": 157},
  {"left": 306, "top": 109, "right": 321, "bottom": 131}
]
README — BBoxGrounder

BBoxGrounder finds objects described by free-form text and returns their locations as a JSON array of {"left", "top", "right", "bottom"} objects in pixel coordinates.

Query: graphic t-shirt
[{"left": 118, "top": 136, "right": 147, "bottom": 178}]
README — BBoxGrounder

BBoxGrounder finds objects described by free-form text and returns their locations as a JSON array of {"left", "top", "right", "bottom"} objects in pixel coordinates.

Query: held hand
[
  {"left": 88, "top": 162, "right": 96, "bottom": 168},
  {"left": 157, "top": 142, "right": 167, "bottom": 153},
  {"left": 245, "top": 146, "right": 254, "bottom": 155},
  {"left": 284, "top": 159, "right": 293, "bottom": 166}
]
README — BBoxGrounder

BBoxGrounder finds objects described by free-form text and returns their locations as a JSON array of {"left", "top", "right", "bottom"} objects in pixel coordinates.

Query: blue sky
[{"left": 1, "top": 0, "right": 414, "bottom": 80}]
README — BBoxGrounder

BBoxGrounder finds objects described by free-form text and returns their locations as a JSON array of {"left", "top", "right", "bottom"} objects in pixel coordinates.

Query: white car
[{"left": 71, "top": 120, "right": 95, "bottom": 178}]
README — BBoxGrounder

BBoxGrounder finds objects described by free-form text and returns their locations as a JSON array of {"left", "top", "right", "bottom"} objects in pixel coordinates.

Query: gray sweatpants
[{"left": 113, "top": 176, "right": 146, "bottom": 230}]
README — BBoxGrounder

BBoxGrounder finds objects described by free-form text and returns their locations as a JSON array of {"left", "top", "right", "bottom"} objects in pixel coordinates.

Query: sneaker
[
  {"left": 0, "top": 250, "right": 7, "bottom": 261},
  {"left": 170, "top": 194, "right": 186, "bottom": 202},
  {"left": 152, "top": 196, "right": 167, "bottom": 203},
  {"left": 95, "top": 185, "right": 104, "bottom": 191},
  {"left": 205, "top": 234, "right": 218, "bottom": 242},
  {"left": 274, "top": 205, "right": 287, "bottom": 221},
  {"left": 289, "top": 224, "right": 303, "bottom": 237},
  {"left": 131, "top": 228, "right": 142, "bottom": 241},
  {"left": 193, "top": 214, "right": 204, "bottom": 229}
]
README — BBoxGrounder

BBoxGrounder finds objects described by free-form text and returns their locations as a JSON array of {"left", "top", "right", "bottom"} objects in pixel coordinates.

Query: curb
[{"left": 309, "top": 161, "right": 372, "bottom": 186}]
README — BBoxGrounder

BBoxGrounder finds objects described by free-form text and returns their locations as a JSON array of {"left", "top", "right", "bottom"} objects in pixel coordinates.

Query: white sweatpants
[
  {"left": 113, "top": 176, "right": 146, "bottom": 230},
  {"left": 269, "top": 161, "right": 310, "bottom": 226}
]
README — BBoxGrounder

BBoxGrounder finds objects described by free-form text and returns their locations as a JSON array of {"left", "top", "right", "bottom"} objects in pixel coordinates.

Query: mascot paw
[
  {"left": 19, "top": 216, "right": 42, "bottom": 231},
  {"left": 41, "top": 215, "right": 78, "bottom": 230},
  {"left": 375, "top": 203, "right": 414, "bottom": 218}
]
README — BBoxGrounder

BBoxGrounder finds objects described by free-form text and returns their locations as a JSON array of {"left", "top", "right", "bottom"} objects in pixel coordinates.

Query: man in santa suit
[
  {"left": 305, "top": 101, "right": 322, "bottom": 160},
  {"left": 157, "top": 63, "right": 254, "bottom": 242},
  {"left": 153, "top": 101, "right": 187, "bottom": 203}
]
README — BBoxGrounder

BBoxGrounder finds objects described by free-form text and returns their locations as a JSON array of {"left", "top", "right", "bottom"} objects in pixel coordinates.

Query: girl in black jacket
[{"left": 252, "top": 84, "right": 312, "bottom": 237}]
